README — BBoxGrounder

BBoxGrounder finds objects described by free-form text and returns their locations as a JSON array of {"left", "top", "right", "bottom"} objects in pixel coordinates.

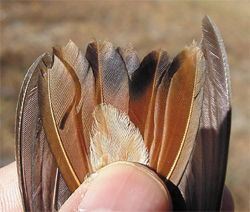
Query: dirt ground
[{"left": 1, "top": 1, "right": 249, "bottom": 210}]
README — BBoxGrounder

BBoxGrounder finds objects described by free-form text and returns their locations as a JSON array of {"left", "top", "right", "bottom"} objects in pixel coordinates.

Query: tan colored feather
[
  {"left": 39, "top": 55, "right": 88, "bottom": 191},
  {"left": 53, "top": 41, "right": 95, "bottom": 153},
  {"left": 142, "top": 51, "right": 171, "bottom": 166},
  {"left": 148, "top": 58, "right": 172, "bottom": 168},
  {"left": 169, "top": 44, "right": 205, "bottom": 184},
  {"left": 157, "top": 43, "right": 205, "bottom": 183}
]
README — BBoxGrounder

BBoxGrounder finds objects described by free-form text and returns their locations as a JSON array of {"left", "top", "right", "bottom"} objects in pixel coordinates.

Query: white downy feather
[{"left": 90, "top": 104, "right": 149, "bottom": 171}]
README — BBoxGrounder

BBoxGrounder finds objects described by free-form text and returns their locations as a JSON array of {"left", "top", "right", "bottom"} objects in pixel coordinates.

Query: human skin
[{"left": 0, "top": 162, "right": 233, "bottom": 211}]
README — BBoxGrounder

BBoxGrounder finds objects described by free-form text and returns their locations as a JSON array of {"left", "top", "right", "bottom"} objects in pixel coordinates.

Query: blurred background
[{"left": 0, "top": 1, "right": 249, "bottom": 210}]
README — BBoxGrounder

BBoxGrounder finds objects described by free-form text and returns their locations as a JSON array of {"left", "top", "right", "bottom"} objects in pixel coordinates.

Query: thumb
[
  {"left": 60, "top": 161, "right": 172, "bottom": 211},
  {"left": 0, "top": 162, "right": 23, "bottom": 212}
]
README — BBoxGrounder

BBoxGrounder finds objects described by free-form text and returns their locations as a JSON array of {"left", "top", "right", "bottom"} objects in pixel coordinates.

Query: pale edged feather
[
  {"left": 169, "top": 43, "right": 205, "bottom": 183},
  {"left": 39, "top": 55, "right": 89, "bottom": 191},
  {"left": 156, "top": 43, "right": 205, "bottom": 183},
  {"left": 178, "top": 16, "right": 231, "bottom": 210},
  {"left": 90, "top": 104, "right": 149, "bottom": 172},
  {"left": 15, "top": 54, "right": 60, "bottom": 211},
  {"left": 53, "top": 40, "right": 95, "bottom": 156}
]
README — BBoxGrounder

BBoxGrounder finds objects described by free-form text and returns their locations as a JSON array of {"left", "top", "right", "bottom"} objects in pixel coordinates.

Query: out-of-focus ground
[{"left": 0, "top": 1, "right": 249, "bottom": 210}]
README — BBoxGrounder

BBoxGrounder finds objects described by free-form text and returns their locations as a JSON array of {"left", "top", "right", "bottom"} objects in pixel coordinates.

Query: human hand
[{"left": 0, "top": 162, "right": 233, "bottom": 211}]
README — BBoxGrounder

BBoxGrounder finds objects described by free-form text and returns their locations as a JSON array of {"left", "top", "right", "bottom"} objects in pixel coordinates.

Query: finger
[
  {"left": 60, "top": 161, "right": 172, "bottom": 211},
  {"left": 0, "top": 162, "right": 23, "bottom": 211},
  {"left": 221, "top": 185, "right": 234, "bottom": 211}
]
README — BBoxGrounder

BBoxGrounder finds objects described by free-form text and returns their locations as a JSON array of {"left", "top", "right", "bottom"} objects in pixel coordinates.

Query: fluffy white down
[{"left": 89, "top": 104, "right": 149, "bottom": 171}]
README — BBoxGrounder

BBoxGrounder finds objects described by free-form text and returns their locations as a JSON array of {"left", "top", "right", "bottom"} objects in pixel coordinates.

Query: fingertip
[
  {"left": 60, "top": 162, "right": 172, "bottom": 211},
  {"left": 0, "top": 162, "right": 23, "bottom": 211}
]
